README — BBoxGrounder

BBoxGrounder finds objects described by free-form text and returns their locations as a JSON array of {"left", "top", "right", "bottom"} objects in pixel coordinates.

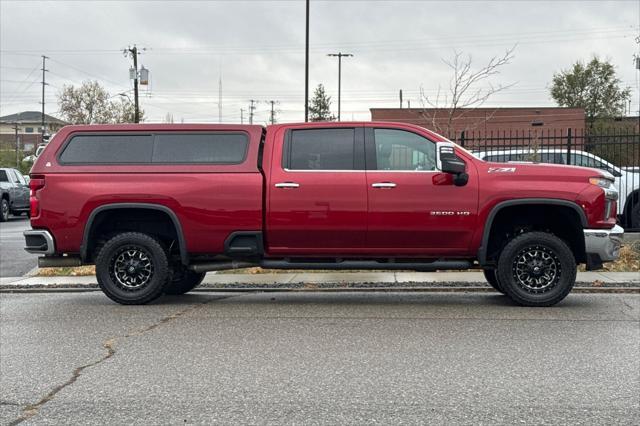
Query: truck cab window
[{"left": 374, "top": 129, "right": 436, "bottom": 171}]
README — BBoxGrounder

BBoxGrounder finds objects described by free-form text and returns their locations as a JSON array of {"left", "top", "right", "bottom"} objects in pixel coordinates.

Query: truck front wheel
[
  {"left": 496, "top": 232, "right": 576, "bottom": 307},
  {"left": 95, "top": 232, "right": 169, "bottom": 305},
  {"left": 165, "top": 267, "right": 205, "bottom": 295}
]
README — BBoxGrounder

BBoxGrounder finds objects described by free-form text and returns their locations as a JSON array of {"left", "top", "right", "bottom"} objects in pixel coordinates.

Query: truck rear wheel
[
  {"left": 496, "top": 232, "right": 576, "bottom": 307},
  {"left": 95, "top": 232, "right": 169, "bottom": 305},
  {"left": 165, "top": 267, "right": 205, "bottom": 295},
  {"left": 482, "top": 269, "right": 505, "bottom": 294}
]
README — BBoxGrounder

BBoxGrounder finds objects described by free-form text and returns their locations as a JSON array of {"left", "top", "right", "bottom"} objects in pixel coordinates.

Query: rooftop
[{"left": 0, "top": 111, "right": 67, "bottom": 124}]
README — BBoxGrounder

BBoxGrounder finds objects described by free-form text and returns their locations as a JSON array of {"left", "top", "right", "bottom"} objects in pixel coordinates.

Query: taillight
[{"left": 29, "top": 175, "right": 45, "bottom": 218}]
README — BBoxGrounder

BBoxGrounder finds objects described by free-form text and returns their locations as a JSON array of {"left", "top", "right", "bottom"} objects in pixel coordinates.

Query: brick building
[
  {"left": 370, "top": 107, "right": 586, "bottom": 140},
  {"left": 0, "top": 111, "right": 67, "bottom": 153}
]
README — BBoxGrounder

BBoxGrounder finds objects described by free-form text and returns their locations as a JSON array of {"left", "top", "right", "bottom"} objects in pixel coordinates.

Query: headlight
[{"left": 589, "top": 177, "right": 613, "bottom": 189}]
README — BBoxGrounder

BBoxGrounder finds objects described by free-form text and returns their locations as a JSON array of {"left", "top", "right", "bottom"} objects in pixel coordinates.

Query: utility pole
[
  {"left": 249, "top": 100, "right": 256, "bottom": 125},
  {"left": 304, "top": 0, "right": 310, "bottom": 122},
  {"left": 40, "top": 55, "right": 48, "bottom": 141},
  {"left": 636, "top": 35, "right": 640, "bottom": 130},
  {"left": 327, "top": 52, "right": 353, "bottom": 121},
  {"left": 14, "top": 122, "right": 19, "bottom": 168},
  {"left": 124, "top": 45, "right": 141, "bottom": 123},
  {"left": 240, "top": 108, "right": 245, "bottom": 124},
  {"left": 399, "top": 89, "right": 403, "bottom": 109},
  {"left": 267, "top": 100, "right": 278, "bottom": 125}
]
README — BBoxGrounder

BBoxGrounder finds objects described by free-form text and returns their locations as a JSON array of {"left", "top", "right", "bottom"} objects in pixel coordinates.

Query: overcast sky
[{"left": 1, "top": 0, "right": 638, "bottom": 124}]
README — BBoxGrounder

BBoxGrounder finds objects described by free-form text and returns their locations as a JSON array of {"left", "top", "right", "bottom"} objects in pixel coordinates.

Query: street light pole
[
  {"left": 327, "top": 52, "right": 353, "bottom": 121},
  {"left": 304, "top": 0, "right": 310, "bottom": 122}
]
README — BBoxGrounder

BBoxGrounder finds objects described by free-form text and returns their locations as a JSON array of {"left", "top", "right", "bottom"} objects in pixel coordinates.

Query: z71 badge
[{"left": 488, "top": 167, "right": 516, "bottom": 173}]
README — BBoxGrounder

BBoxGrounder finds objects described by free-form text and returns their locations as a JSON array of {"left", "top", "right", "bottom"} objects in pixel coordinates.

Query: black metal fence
[{"left": 454, "top": 129, "right": 640, "bottom": 231}]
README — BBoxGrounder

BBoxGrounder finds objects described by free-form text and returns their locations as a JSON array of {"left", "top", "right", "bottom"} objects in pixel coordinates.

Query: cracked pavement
[{"left": 1, "top": 291, "right": 639, "bottom": 424}]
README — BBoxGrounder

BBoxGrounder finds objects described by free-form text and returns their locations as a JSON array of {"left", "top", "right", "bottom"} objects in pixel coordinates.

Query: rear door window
[
  {"left": 0, "top": 170, "right": 9, "bottom": 182},
  {"left": 286, "top": 128, "right": 355, "bottom": 170}
]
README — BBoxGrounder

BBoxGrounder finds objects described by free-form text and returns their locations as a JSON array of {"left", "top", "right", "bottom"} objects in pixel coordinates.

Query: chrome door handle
[
  {"left": 275, "top": 182, "right": 300, "bottom": 188},
  {"left": 371, "top": 182, "right": 396, "bottom": 188}
]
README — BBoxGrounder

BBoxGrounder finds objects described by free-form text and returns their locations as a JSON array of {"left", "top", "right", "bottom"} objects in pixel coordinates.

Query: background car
[{"left": 0, "top": 167, "right": 30, "bottom": 221}]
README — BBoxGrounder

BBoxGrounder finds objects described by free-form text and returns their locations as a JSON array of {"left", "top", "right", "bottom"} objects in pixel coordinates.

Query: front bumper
[{"left": 584, "top": 225, "right": 624, "bottom": 269}]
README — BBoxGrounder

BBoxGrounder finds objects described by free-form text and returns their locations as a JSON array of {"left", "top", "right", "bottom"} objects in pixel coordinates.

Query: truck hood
[{"left": 483, "top": 161, "right": 609, "bottom": 180}]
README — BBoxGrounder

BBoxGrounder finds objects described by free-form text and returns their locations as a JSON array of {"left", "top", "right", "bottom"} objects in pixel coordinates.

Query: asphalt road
[
  {"left": 1, "top": 291, "right": 638, "bottom": 425},
  {"left": 0, "top": 216, "right": 36, "bottom": 278}
]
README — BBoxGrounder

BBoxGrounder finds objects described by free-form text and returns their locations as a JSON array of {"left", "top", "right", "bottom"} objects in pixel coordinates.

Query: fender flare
[
  {"left": 81, "top": 203, "right": 188, "bottom": 265},
  {"left": 477, "top": 198, "right": 588, "bottom": 265}
]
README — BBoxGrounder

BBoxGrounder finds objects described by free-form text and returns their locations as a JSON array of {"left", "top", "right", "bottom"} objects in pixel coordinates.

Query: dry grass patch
[
  {"left": 38, "top": 265, "right": 95, "bottom": 276},
  {"left": 601, "top": 242, "right": 639, "bottom": 272}
]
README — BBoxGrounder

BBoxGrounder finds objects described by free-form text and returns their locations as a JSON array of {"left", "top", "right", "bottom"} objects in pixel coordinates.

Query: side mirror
[{"left": 438, "top": 144, "right": 469, "bottom": 186}]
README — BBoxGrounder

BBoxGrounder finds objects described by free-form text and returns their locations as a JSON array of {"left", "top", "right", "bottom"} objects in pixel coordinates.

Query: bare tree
[
  {"left": 58, "top": 80, "right": 143, "bottom": 124},
  {"left": 420, "top": 46, "right": 516, "bottom": 138}
]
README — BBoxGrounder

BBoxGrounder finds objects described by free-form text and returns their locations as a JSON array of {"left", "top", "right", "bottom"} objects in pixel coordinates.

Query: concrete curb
[
  {"left": 1, "top": 286, "right": 638, "bottom": 294},
  {"left": 1, "top": 271, "right": 638, "bottom": 296},
  {"left": 2, "top": 271, "right": 638, "bottom": 287}
]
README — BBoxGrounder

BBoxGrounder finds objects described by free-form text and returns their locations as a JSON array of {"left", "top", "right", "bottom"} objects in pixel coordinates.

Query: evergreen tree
[{"left": 308, "top": 84, "right": 335, "bottom": 121}]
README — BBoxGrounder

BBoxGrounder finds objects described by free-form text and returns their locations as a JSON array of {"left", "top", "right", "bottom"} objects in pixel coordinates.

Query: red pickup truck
[{"left": 24, "top": 122, "right": 623, "bottom": 306}]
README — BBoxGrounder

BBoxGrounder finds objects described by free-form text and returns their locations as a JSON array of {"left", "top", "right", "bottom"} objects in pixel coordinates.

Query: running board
[
  {"left": 259, "top": 260, "right": 472, "bottom": 271},
  {"left": 189, "top": 259, "right": 473, "bottom": 273}
]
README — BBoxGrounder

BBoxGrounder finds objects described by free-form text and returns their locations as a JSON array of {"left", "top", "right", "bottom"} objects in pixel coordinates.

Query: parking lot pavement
[
  {"left": 0, "top": 216, "right": 36, "bottom": 278},
  {"left": 1, "top": 292, "right": 638, "bottom": 424}
]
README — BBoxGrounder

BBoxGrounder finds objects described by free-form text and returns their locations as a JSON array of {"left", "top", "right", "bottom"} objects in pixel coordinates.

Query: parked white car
[{"left": 474, "top": 148, "right": 640, "bottom": 229}]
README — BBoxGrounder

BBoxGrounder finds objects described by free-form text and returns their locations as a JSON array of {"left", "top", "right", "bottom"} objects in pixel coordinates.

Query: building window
[{"left": 25, "top": 127, "right": 34, "bottom": 133}]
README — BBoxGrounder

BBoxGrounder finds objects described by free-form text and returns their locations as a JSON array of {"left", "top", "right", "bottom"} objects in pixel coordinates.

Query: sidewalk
[{"left": 1, "top": 271, "right": 638, "bottom": 289}]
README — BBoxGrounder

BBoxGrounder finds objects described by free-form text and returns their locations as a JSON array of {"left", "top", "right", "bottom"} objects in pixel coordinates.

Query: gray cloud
[{"left": 1, "top": 0, "right": 638, "bottom": 123}]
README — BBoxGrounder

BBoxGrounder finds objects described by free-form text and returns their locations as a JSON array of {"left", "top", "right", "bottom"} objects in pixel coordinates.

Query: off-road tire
[
  {"left": 0, "top": 199, "right": 9, "bottom": 222},
  {"left": 95, "top": 232, "right": 169, "bottom": 305},
  {"left": 165, "top": 267, "right": 205, "bottom": 295},
  {"left": 483, "top": 269, "right": 505, "bottom": 294},
  {"left": 497, "top": 231, "right": 576, "bottom": 307}
]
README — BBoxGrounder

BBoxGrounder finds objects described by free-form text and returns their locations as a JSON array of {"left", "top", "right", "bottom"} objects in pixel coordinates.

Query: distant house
[
  {"left": 0, "top": 111, "right": 67, "bottom": 152},
  {"left": 370, "top": 107, "right": 586, "bottom": 141}
]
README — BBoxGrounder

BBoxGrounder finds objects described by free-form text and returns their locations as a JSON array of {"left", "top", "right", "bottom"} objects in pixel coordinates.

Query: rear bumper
[
  {"left": 584, "top": 225, "right": 624, "bottom": 268},
  {"left": 24, "top": 229, "right": 55, "bottom": 255}
]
